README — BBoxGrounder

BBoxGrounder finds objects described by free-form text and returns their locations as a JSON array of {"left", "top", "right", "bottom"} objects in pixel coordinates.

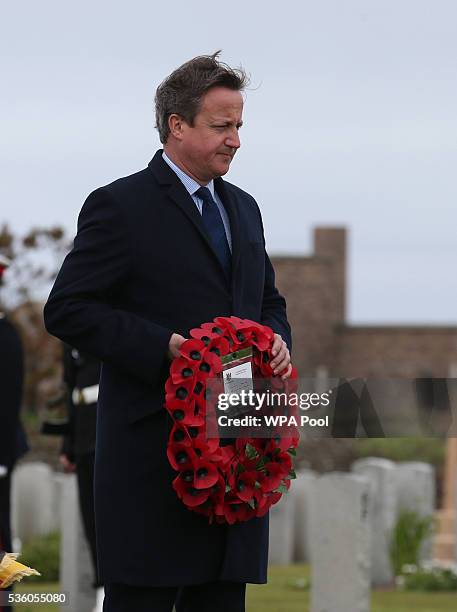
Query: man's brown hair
[{"left": 155, "top": 51, "right": 249, "bottom": 144}]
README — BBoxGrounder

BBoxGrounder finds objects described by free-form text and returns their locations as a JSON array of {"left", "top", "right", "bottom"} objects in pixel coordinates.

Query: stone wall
[{"left": 272, "top": 227, "right": 457, "bottom": 379}]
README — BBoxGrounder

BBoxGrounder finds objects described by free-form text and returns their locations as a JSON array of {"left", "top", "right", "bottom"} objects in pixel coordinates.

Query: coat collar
[{"left": 147, "top": 150, "right": 242, "bottom": 288}]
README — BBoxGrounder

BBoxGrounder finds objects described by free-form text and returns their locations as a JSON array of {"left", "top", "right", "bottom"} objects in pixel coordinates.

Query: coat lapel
[
  {"left": 148, "top": 151, "right": 222, "bottom": 269},
  {"left": 167, "top": 180, "right": 214, "bottom": 251},
  {"left": 148, "top": 150, "right": 243, "bottom": 290}
]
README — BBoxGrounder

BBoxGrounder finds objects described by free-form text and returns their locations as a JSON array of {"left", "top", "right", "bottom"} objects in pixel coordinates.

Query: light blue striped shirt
[{"left": 162, "top": 151, "right": 232, "bottom": 252}]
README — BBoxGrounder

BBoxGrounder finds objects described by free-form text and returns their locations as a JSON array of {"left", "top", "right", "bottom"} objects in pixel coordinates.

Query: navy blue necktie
[{"left": 195, "top": 186, "right": 232, "bottom": 283}]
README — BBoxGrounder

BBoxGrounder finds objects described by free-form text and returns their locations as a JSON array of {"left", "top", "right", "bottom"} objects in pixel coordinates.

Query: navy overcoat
[{"left": 44, "top": 150, "right": 291, "bottom": 586}]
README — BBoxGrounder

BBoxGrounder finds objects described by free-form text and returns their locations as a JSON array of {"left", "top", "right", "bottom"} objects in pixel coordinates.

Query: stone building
[{"left": 272, "top": 227, "right": 457, "bottom": 379}]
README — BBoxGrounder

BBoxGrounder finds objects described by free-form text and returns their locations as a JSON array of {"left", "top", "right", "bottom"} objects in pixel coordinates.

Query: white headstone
[
  {"left": 310, "top": 472, "right": 371, "bottom": 612},
  {"left": 395, "top": 461, "right": 435, "bottom": 561},
  {"left": 290, "top": 469, "right": 317, "bottom": 562},
  {"left": 11, "top": 462, "right": 57, "bottom": 541},
  {"left": 59, "top": 474, "right": 95, "bottom": 612},
  {"left": 269, "top": 488, "right": 295, "bottom": 564},
  {"left": 352, "top": 457, "right": 396, "bottom": 586}
]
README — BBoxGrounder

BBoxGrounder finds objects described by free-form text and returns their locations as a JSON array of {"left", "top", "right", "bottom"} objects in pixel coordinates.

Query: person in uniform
[
  {"left": 0, "top": 255, "right": 29, "bottom": 611},
  {"left": 58, "top": 344, "right": 103, "bottom": 612}
]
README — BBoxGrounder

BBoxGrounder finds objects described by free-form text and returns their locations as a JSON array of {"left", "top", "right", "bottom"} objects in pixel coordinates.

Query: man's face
[{"left": 173, "top": 86, "right": 244, "bottom": 184}]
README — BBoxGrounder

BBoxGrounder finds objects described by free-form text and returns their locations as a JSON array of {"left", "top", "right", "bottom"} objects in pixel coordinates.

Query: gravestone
[
  {"left": 290, "top": 469, "right": 316, "bottom": 562},
  {"left": 269, "top": 486, "right": 295, "bottom": 564},
  {"left": 395, "top": 461, "right": 435, "bottom": 561},
  {"left": 352, "top": 457, "right": 396, "bottom": 586},
  {"left": 310, "top": 472, "right": 371, "bottom": 612},
  {"left": 58, "top": 474, "right": 95, "bottom": 612},
  {"left": 11, "top": 462, "right": 57, "bottom": 541}
]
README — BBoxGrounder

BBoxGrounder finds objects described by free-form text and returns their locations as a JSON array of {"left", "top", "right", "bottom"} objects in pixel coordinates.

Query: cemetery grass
[
  {"left": 246, "top": 564, "right": 457, "bottom": 612},
  {"left": 13, "top": 566, "right": 457, "bottom": 611}
]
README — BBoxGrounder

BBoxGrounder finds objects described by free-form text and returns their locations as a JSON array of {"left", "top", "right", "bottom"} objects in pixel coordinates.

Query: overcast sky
[{"left": 2, "top": 1, "right": 456, "bottom": 324}]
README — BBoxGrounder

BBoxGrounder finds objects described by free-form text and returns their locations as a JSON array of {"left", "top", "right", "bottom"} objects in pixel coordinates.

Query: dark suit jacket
[{"left": 44, "top": 149, "right": 291, "bottom": 586}]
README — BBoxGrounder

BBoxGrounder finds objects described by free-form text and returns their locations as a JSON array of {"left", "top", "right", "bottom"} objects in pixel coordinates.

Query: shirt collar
[{"left": 162, "top": 151, "right": 216, "bottom": 198}]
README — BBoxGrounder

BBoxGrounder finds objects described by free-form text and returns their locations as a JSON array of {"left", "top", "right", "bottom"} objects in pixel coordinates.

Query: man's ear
[{"left": 168, "top": 114, "right": 185, "bottom": 141}]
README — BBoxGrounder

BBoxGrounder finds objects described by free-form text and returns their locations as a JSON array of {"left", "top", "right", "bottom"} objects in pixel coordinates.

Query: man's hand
[
  {"left": 59, "top": 454, "right": 76, "bottom": 473},
  {"left": 270, "top": 333, "right": 292, "bottom": 380},
  {"left": 167, "top": 333, "right": 188, "bottom": 360}
]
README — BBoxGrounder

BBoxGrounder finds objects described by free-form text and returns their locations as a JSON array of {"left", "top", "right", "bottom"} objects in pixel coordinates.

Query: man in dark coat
[{"left": 44, "top": 52, "right": 292, "bottom": 612}]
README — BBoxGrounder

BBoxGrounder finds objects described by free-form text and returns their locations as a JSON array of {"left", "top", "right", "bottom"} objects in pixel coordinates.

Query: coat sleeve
[
  {"left": 43, "top": 188, "right": 173, "bottom": 388},
  {"left": 261, "top": 252, "right": 292, "bottom": 353},
  {"left": 252, "top": 201, "right": 292, "bottom": 353}
]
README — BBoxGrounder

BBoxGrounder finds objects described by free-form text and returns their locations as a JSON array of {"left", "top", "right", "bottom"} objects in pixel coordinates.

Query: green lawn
[
  {"left": 12, "top": 565, "right": 457, "bottom": 611},
  {"left": 247, "top": 565, "right": 457, "bottom": 612}
]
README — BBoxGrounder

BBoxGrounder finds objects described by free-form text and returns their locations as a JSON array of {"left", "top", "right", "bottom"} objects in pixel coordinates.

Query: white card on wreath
[{"left": 221, "top": 347, "right": 254, "bottom": 396}]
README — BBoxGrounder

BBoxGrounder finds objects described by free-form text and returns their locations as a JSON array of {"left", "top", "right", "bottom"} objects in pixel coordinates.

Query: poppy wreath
[{"left": 164, "top": 315, "right": 300, "bottom": 525}]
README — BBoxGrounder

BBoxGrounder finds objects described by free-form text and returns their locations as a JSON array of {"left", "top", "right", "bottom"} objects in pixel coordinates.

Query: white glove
[{"left": 0, "top": 465, "right": 8, "bottom": 478}]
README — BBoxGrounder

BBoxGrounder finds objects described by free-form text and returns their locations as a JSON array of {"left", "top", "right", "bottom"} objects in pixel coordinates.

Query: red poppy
[
  {"left": 170, "top": 357, "right": 198, "bottom": 385},
  {"left": 221, "top": 497, "right": 253, "bottom": 525},
  {"left": 211, "top": 445, "right": 236, "bottom": 467},
  {"left": 232, "top": 470, "right": 258, "bottom": 503},
  {"left": 255, "top": 491, "right": 282, "bottom": 517},
  {"left": 215, "top": 315, "right": 244, "bottom": 328},
  {"left": 191, "top": 436, "right": 220, "bottom": 457},
  {"left": 179, "top": 339, "right": 207, "bottom": 363},
  {"left": 192, "top": 459, "right": 220, "bottom": 489},
  {"left": 199, "top": 321, "right": 226, "bottom": 336},
  {"left": 258, "top": 462, "right": 284, "bottom": 492},
  {"left": 165, "top": 376, "right": 195, "bottom": 405},
  {"left": 166, "top": 398, "right": 205, "bottom": 427},
  {"left": 166, "top": 442, "right": 198, "bottom": 471},
  {"left": 169, "top": 423, "right": 192, "bottom": 446},
  {"left": 208, "top": 474, "right": 226, "bottom": 502},
  {"left": 194, "top": 351, "right": 223, "bottom": 382},
  {"left": 247, "top": 326, "right": 274, "bottom": 352},
  {"left": 189, "top": 328, "right": 219, "bottom": 345},
  {"left": 213, "top": 317, "right": 252, "bottom": 347},
  {"left": 206, "top": 335, "right": 231, "bottom": 357},
  {"left": 274, "top": 451, "right": 293, "bottom": 476},
  {"left": 172, "top": 475, "right": 211, "bottom": 507}
]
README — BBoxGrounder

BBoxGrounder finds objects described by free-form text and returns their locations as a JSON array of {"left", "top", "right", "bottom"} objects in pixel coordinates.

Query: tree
[{"left": 0, "top": 224, "right": 71, "bottom": 413}]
